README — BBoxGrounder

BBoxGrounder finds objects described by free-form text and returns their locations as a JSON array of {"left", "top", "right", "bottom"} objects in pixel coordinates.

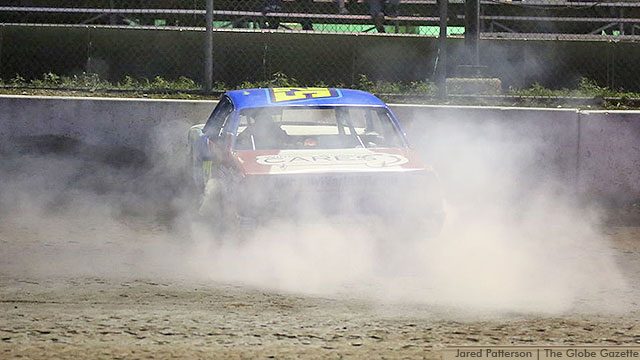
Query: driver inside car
[{"left": 237, "top": 110, "right": 290, "bottom": 150}]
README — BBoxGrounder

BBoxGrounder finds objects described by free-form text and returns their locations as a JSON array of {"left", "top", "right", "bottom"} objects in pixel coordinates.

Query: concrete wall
[
  {"left": 578, "top": 110, "right": 640, "bottom": 203},
  {"left": 0, "top": 95, "right": 638, "bottom": 204},
  {"left": 0, "top": 95, "right": 215, "bottom": 155},
  {"left": 392, "top": 105, "right": 582, "bottom": 205},
  {"left": 393, "top": 105, "right": 580, "bottom": 182}
]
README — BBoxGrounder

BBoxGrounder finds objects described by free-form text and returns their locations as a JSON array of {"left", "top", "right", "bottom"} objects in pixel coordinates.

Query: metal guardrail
[
  {"left": 2, "top": 4, "right": 639, "bottom": 33},
  {"left": 482, "top": 32, "right": 640, "bottom": 40},
  {"left": 0, "top": 7, "right": 205, "bottom": 14}
]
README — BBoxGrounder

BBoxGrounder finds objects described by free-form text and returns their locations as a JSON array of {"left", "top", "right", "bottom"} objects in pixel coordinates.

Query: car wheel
[
  {"left": 186, "top": 148, "right": 209, "bottom": 218},
  {"left": 190, "top": 148, "right": 206, "bottom": 196},
  {"left": 198, "top": 179, "right": 249, "bottom": 240}
]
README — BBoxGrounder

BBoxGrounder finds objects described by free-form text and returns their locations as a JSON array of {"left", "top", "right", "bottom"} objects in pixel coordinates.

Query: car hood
[{"left": 233, "top": 148, "right": 430, "bottom": 176}]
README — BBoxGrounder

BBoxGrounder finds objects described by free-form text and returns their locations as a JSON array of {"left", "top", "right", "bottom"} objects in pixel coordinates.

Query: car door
[
  {"left": 202, "top": 96, "right": 234, "bottom": 160},
  {"left": 201, "top": 96, "right": 235, "bottom": 180}
]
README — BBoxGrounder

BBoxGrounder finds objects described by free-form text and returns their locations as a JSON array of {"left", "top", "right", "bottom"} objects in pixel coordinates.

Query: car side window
[{"left": 203, "top": 97, "right": 234, "bottom": 138}]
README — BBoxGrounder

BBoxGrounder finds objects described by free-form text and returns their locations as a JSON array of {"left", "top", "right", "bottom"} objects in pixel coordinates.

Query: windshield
[{"left": 234, "top": 106, "right": 405, "bottom": 150}]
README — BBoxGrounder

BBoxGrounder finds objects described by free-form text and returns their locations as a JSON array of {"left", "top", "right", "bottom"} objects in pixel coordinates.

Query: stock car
[{"left": 188, "top": 87, "right": 445, "bottom": 234}]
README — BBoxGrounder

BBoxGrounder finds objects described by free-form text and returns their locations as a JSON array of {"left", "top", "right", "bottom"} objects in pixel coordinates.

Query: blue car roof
[{"left": 226, "top": 88, "right": 386, "bottom": 109}]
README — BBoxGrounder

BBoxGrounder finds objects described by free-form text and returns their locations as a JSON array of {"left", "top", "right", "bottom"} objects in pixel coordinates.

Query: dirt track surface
[
  {"left": 1, "top": 223, "right": 639, "bottom": 359},
  {"left": 1, "top": 140, "right": 640, "bottom": 359}
]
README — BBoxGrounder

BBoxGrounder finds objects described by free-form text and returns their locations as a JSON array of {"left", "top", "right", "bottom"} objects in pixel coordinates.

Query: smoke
[{"left": 0, "top": 111, "right": 629, "bottom": 316}]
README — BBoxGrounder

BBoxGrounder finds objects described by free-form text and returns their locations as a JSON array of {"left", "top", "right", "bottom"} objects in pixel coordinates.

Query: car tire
[
  {"left": 185, "top": 147, "right": 210, "bottom": 221},
  {"left": 190, "top": 148, "right": 206, "bottom": 196}
]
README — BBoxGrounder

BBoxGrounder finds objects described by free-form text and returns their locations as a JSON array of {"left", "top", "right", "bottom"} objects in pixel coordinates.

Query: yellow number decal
[{"left": 270, "top": 87, "right": 337, "bottom": 102}]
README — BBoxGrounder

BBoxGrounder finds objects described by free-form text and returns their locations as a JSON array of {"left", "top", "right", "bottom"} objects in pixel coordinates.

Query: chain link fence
[
  {"left": 476, "top": 0, "right": 640, "bottom": 92},
  {"left": 0, "top": 1, "right": 639, "bottom": 94},
  {"left": 0, "top": 1, "right": 208, "bottom": 90}
]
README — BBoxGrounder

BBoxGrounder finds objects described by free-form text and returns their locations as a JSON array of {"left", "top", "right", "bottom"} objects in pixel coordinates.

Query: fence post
[
  {"left": 109, "top": 0, "right": 117, "bottom": 25},
  {"left": 204, "top": 0, "right": 214, "bottom": 93},
  {"left": 465, "top": 0, "right": 480, "bottom": 66},
  {"left": 0, "top": 26, "right": 3, "bottom": 79},
  {"left": 437, "top": 0, "right": 448, "bottom": 99}
]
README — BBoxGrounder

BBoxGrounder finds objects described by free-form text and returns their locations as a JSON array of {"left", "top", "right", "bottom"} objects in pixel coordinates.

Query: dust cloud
[{"left": 0, "top": 114, "right": 629, "bottom": 316}]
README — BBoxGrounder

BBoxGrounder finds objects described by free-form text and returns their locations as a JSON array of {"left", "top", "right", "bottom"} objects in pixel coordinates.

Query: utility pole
[
  {"left": 465, "top": 0, "right": 480, "bottom": 68},
  {"left": 437, "top": 0, "right": 448, "bottom": 99},
  {"left": 205, "top": 0, "right": 214, "bottom": 93},
  {"left": 109, "top": 0, "right": 117, "bottom": 25}
]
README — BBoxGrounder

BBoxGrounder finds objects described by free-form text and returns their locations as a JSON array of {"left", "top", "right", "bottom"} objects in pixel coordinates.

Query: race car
[{"left": 188, "top": 87, "right": 445, "bottom": 234}]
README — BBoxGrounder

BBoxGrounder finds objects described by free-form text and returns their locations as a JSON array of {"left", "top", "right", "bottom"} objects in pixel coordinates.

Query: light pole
[
  {"left": 205, "top": 0, "right": 214, "bottom": 93},
  {"left": 437, "top": 0, "right": 448, "bottom": 99}
]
